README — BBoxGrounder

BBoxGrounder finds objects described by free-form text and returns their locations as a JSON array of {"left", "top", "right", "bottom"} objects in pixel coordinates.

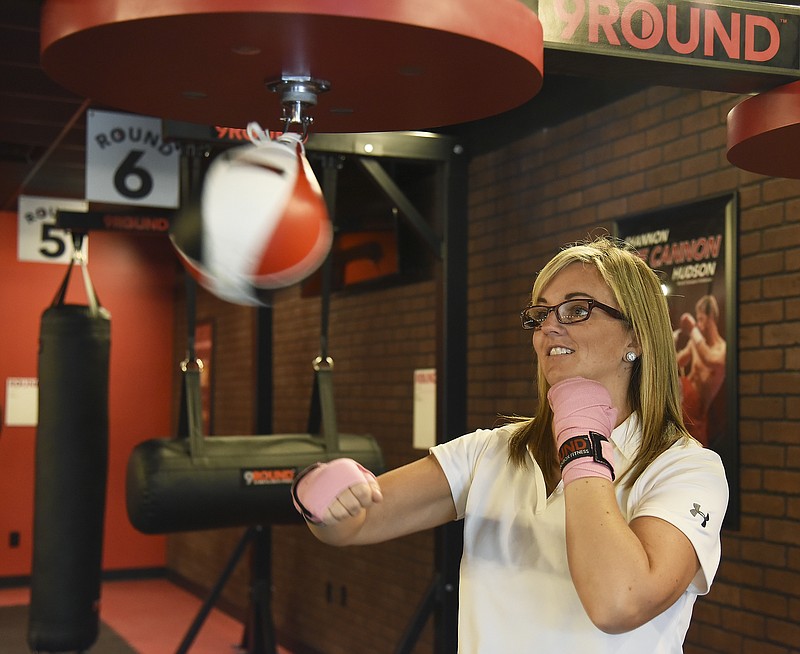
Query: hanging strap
[
  {"left": 307, "top": 155, "right": 340, "bottom": 455},
  {"left": 313, "top": 356, "right": 338, "bottom": 455},
  {"left": 174, "top": 145, "right": 209, "bottom": 462},
  {"left": 178, "top": 273, "right": 206, "bottom": 462},
  {"left": 51, "top": 232, "right": 103, "bottom": 316}
]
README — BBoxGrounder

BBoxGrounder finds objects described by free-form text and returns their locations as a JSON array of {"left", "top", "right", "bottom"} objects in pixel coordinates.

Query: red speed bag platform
[
  {"left": 728, "top": 80, "right": 800, "bottom": 179},
  {"left": 40, "top": 0, "right": 545, "bottom": 132}
]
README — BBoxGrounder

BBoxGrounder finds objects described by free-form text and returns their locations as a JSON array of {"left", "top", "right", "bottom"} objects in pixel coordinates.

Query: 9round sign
[{"left": 86, "top": 109, "right": 179, "bottom": 208}]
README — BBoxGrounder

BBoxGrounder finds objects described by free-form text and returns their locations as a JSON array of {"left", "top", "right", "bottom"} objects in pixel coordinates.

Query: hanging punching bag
[{"left": 28, "top": 243, "right": 111, "bottom": 653}]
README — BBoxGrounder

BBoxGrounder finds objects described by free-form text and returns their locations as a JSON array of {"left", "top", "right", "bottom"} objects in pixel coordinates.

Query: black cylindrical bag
[
  {"left": 29, "top": 257, "right": 111, "bottom": 652},
  {"left": 126, "top": 431, "right": 384, "bottom": 533},
  {"left": 126, "top": 358, "right": 384, "bottom": 534}
]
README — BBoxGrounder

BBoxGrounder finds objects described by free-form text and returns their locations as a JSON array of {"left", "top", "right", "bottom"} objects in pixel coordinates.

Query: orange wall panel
[{"left": 0, "top": 210, "right": 179, "bottom": 576}]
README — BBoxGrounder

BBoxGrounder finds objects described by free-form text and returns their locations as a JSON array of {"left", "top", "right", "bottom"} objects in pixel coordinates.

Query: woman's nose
[{"left": 540, "top": 309, "right": 563, "bottom": 331}]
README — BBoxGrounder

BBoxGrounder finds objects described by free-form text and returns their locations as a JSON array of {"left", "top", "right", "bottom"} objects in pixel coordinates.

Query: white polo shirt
[{"left": 430, "top": 414, "right": 728, "bottom": 654}]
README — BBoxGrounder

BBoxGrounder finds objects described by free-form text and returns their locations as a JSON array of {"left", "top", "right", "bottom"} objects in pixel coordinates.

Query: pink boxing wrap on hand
[
  {"left": 291, "top": 458, "right": 377, "bottom": 524},
  {"left": 547, "top": 377, "right": 618, "bottom": 485}
]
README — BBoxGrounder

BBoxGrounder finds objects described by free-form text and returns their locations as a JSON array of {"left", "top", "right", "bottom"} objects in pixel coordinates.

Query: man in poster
[{"left": 674, "top": 295, "right": 727, "bottom": 446}]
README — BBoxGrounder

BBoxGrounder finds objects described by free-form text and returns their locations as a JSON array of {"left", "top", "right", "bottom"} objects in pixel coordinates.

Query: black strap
[
  {"left": 51, "top": 232, "right": 103, "bottom": 317},
  {"left": 178, "top": 274, "right": 206, "bottom": 461},
  {"left": 557, "top": 431, "right": 615, "bottom": 481},
  {"left": 307, "top": 156, "right": 340, "bottom": 456},
  {"left": 176, "top": 145, "right": 208, "bottom": 461},
  {"left": 315, "top": 359, "right": 338, "bottom": 455}
]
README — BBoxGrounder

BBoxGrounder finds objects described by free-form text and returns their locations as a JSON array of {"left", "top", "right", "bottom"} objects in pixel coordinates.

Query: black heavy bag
[
  {"left": 126, "top": 360, "right": 384, "bottom": 534},
  {"left": 28, "top": 248, "right": 111, "bottom": 652},
  {"left": 126, "top": 432, "right": 383, "bottom": 532}
]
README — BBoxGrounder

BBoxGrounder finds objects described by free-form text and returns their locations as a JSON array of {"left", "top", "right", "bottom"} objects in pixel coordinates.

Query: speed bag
[
  {"left": 29, "top": 304, "right": 110, "bottom": 653},
  {"left": 126, "top": 433, "right": 384, "bottom": 534}
]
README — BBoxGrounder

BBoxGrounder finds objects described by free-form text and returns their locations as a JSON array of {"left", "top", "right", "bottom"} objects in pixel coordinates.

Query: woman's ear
[{"left": 626, "top": 333, "right": 642, "bottom": 359}]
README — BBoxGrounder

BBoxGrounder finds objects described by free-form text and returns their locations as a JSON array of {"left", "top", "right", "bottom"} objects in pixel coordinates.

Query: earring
[{"left": 624, "top": 351, "right": 638, "bottom": 363}]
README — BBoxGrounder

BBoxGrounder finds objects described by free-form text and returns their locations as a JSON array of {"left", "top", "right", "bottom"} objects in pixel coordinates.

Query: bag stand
[
  {"left": 173, "top": 276, "right": 280, "bottom": 654},
  {"left": 176, "top": 524, "right": 274, "bottom": 654},
  {"left": 169, "top": 154, "right": 368, "bottom": 654}
]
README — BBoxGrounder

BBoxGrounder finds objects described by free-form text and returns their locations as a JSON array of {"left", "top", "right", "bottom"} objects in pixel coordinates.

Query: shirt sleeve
[
  {"left": 627, "top": 441, "right": 729, "bottom": 595},
  {"left": 430, "top": 428, "right": 498, "bottom": 520}
]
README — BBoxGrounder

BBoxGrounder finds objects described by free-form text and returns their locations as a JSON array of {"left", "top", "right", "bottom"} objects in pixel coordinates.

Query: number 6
[{"left": 114, "top": 150, "right": 154, "bottom": 199}]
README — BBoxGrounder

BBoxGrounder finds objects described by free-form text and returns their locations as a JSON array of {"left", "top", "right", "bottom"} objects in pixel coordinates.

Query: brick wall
[
  {"left": 166, "top": 289, "right": 259, "bottom": 616},
  {"left": 466, "top": 86, "right": 800, "bottom": 654},
  {"left": 173, "top": 85, "right": 800, "bottom": 654},
  {"left": 271, "top": 280, "right": 439, "bottom": 654}
]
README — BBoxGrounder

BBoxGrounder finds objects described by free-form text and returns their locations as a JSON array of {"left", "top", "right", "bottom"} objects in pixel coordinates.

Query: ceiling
[
  {"left": 2, "top": 0, "right": 798, "bottom": 213},
  {"left": 1, "top": 0, "right": 88, "bottom": 210},
  {"left": 0, "top": 0, "right": 643, "bottom": 213}
]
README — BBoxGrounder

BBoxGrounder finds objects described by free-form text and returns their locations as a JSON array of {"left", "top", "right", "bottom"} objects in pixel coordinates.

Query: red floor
[{"left": 0, "top": 578, "right": 292, "bottom": 654}]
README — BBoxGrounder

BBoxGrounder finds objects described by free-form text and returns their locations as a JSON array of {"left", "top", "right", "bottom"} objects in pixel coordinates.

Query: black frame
[
  {"left": 297, "top": 131, "right": 468, "bottom": 653},
  {"left": 615, "top": 193, "right": 740, "bottom": 530},
  {"left": 164, "top": 123, "right": 469, "bottom": 652}
]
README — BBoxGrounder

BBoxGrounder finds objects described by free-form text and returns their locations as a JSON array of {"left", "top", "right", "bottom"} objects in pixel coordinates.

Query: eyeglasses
[{"left": 520, "top": 298, "right": 626, "bottom": 330}]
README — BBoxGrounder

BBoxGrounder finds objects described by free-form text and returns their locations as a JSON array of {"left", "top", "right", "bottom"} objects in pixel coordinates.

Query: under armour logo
[{"left": 690, "top": 503, "right": 710, "bottom": 528}]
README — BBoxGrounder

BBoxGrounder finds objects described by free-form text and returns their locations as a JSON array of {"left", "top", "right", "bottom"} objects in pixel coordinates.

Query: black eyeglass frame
[{"left": 520, "top": 298, "right": 626, "bottom": 330}]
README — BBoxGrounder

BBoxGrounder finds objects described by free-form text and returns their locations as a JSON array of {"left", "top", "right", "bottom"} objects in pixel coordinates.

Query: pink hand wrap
[
  {"left": 291, "top": 458, "right": 377, "bottom": 524},
  {"left": 547, "top": 377, "right": 618, "bottom": 486}
]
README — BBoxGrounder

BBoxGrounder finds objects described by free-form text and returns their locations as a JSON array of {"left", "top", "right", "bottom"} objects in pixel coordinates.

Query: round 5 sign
[
  {"left": 17, "top": 195, "right": 89, "bottom": 264},
  {"left": 86, "top": 109, "right": 180, "bottom": 208}
]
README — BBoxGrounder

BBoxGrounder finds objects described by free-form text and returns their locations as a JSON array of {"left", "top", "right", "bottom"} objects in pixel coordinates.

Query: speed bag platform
[{"left": 126, "top": 432, "right": 384, "bottom": 534}]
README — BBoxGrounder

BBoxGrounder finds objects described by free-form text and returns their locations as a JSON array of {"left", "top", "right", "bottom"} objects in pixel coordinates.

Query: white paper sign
[
  {"left": 413, "top": 368, "right": 437, "bottom": 450},
  {"left": 17, "top": 195, "right": 89, "bottom": 264},
  {"left": 5, "top": 378, "right": 38, "bottom": 427},
  {"left": 86, "top": 109, "right": 180, "bottom": 208}
]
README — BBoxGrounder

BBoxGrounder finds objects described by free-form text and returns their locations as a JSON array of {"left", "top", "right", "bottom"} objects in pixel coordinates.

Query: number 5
[{"left": 39, "top": 223, "right": 67, "bottom": 258}]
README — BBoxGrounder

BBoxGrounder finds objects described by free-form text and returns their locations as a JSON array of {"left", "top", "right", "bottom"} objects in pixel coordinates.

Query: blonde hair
[{"left": 508, "top": 236, "right": 690, "bottom": 490}]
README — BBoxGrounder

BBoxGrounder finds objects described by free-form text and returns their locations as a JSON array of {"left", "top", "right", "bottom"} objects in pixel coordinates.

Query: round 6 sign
[{"left": 86, "top": 109, "right": 180, "bottom": 208}]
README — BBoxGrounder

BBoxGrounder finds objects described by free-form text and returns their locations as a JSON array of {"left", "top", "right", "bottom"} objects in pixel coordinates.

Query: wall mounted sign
[
  {"left": 86, "top": 109, "right": 180, "bottom": 208},
  {"left": 539, "top": 0, "right": 800, "bottom": 84},
  {"left": 56, "top": 210, "right": 172, "bottom": 235},
  {"left": 5, "top": 377, "right": 38, "bottom": 427},
  {"left": 17, "top": 195, "right": 88, "bottom": 264}
]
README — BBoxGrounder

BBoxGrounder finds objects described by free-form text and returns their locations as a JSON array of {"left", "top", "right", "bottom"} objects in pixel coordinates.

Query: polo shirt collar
[{"left": 610, "top": 412, "right": 641, "bottom": 475}]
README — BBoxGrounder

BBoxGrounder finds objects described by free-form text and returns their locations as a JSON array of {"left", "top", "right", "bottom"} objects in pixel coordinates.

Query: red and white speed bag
[{"left": 174, "top": 132, "right": 332, "bottom": 305}]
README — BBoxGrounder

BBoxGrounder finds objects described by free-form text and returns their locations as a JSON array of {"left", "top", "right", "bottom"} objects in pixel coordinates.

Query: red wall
[{"left": 0, "top": 210, "right": 178, "bottom": 576}]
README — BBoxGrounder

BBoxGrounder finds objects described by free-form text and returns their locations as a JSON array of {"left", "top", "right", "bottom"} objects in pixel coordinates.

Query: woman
[{"left": 292, "top": 236, "right": 729, "bottom": 653}]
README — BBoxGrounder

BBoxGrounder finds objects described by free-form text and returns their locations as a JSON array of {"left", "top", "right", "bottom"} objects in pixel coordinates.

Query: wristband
[
  {"left": 291, "top": 463, "right": 325, "bottom": 523},
  {"left": 558, "top": 431, "right": 615, "bottom": 484},
  {"left": 291, "top": 458, "right": 376, "bottom": 524}
]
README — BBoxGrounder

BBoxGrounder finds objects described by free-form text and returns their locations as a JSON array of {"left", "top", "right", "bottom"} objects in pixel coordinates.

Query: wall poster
[{"left": 615, "top": 194, "right": 739, "bottom": 529}]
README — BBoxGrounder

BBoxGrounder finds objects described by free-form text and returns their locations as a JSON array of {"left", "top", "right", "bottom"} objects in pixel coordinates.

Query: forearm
[
  {"left": 564, "top": 479, "right": 650, "bottom": 631},
  {"left": 564, "top": 479, "right": 694, "bottom": 633},
  {"left": 301, "top": 455, "right": 455, "bottom": 547},
  {"left": 676, "top": 344, "right": 691, "bottom": 368},
  {"left": 688, "top": 327, "right": 712, "bottom": 363},
  {"left": 307, "top": 511, "right": 368, "bottom": 546}
]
